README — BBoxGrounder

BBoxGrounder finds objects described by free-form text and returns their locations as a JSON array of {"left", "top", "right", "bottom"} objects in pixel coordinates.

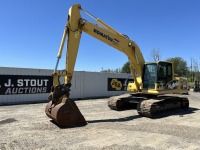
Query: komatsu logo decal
[{"left": 93, "top": 29, "right": 119, "bottom": 45}]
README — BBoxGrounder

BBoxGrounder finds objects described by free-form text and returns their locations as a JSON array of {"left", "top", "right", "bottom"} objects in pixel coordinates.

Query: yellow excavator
[{"left": 45, "top": 4, "right": 189, "bottom": 127}]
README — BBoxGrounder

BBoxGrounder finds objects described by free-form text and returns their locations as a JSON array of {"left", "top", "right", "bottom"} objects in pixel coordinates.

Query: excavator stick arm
[{"left": 45, "top": 4, "right": 87, "bottom": 127}]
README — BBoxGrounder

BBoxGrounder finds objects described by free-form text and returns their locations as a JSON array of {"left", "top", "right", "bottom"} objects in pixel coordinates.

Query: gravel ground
[{"left": 0, "top": 90, "right": 200, "bottom": 150}]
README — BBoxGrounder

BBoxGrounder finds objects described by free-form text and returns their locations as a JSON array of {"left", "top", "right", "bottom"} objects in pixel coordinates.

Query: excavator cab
[
  {"left": 142, "top": 61, "right": 188, "bottom": 95},
  {"left": 143, "top": 61, "right": 173, "bottom": 90}
]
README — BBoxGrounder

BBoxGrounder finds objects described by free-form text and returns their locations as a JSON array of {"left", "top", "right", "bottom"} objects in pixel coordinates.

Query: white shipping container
[{"left": 0, "top": 67, "right": 133, "bottom": 105}]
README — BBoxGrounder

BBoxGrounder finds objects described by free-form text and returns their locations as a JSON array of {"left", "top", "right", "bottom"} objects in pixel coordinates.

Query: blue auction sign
[{"left": 0, "top": 75, "right": 53, "bottom": 95}]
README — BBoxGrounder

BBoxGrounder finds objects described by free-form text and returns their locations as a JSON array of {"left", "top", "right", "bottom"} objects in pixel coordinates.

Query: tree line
[{"left": 101, "top": 49, "right": 200, "bottom": 84}]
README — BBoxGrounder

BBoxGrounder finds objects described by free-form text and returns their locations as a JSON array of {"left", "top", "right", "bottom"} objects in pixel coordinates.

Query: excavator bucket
[{"left": 45, "top": 97, "right": 87, "bottom": 127}]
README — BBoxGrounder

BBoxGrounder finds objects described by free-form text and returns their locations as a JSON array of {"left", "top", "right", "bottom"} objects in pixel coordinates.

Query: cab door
[{"left": 157, "top": 62, "right": 173, "bottom": 88}]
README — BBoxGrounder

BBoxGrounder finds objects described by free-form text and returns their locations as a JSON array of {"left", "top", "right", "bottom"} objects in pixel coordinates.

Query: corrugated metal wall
[
  {"left": 0, "top": 67, "right": 132, "bottom": 105},
  {"left": 70, "top": 71, "right": 132, "bottom": 98}
]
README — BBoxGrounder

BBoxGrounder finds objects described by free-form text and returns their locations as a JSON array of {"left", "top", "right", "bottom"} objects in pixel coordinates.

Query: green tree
[
  {"left": 166, "top": 57, "right": 189, "bottom": 76},
  {"left": 121, "top": 61, "right": 130, "bottom": 73}
]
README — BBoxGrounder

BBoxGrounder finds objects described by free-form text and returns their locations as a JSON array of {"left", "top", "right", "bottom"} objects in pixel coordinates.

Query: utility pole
[{"left": 191, "top": 58, "right": 193, "bottom": 82}]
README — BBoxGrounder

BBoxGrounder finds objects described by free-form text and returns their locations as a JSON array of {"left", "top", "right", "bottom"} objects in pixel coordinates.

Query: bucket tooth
[{"left": 45, "top": 98, "right": 87, "bottom": 127}]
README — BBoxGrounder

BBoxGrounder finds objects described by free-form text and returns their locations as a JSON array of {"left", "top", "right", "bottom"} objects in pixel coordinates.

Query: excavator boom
[{"left": 46, "top": 4, "right": 146, "bottom": 126}]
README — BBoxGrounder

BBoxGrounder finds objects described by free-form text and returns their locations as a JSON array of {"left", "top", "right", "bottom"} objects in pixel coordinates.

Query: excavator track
[
  {"left": 108, "top": 94, "right": 189, "bottom": 118},
  {"left": 108, "top": 93, "right": 147, "bottom": 110},
  {"left": 137, "top": 96, "right": 189, "bottom": 118}
]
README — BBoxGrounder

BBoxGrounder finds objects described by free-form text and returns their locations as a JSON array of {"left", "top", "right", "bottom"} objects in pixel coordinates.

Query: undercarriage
[{"left": 108, "top": 93, "right": 189, "bottom": 118}]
